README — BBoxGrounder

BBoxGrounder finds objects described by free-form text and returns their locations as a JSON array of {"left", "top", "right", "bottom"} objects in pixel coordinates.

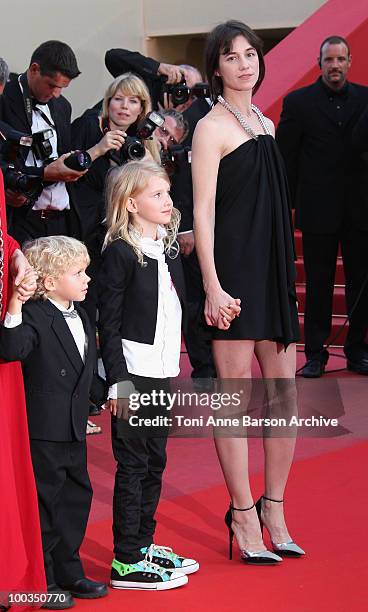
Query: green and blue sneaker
[
  {"left": 110, "top": 558, "right": 188, "bottom": 591},
  {"left": 141, "top": 544, "right": 199, "bottom": 575}
]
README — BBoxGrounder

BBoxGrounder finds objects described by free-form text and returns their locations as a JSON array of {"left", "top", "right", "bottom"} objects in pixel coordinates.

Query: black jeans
[{"left": 111, "top": 376, "right": 170, "bottom": 564}]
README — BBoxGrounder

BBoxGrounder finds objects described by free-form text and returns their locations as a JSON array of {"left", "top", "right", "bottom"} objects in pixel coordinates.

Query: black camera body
[
  {"left": 160, "top": 144, "right": 191, "bottom": 176},
  {"left": 31, "top": 128, "right": 54, "bottom": 162},
  {"left": 0, "top": 123, "right": 44, "bottom": 204},
  {"left": 109, "top": 111, "right": 164, "bottom": 165},
  {"left": 163, "top": 77, "right": 210, "bottom": 107}
]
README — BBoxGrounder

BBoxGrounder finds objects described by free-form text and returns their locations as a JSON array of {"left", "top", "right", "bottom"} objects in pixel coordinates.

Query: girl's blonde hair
[
  {"left": 23, "top": 236, "right": 90, "bottom": 300},
  {"left": 101, "top": 73, "right": 160, "bottom": 163},
  {"left": 103, "top": 160, "right": 180, "bottom": 265}
]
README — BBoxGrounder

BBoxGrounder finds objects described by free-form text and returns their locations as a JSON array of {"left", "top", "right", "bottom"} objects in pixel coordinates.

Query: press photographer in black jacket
[
  {"left": 0, "top": 41, "right": 90, "bottom": 243},
  {"left": 105, "top": 47, "right": 202, "bottom": 113}
]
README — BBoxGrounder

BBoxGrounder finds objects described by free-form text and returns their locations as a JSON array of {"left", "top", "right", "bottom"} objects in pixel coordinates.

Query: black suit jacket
[
  {"left": 0, "top": 75, "right": 82, "bottom": 238},
  {"left": 97, "top": 239, "right": 186, "bottom": 386},
  {"left": 276, "top": 77, "right": 368, "bottom": 233},
  {"left": 351, "top": 104, "right": 368, "bottom": 227},
  {"left": 0, "top": 300, "right": 105, "bottom": 441}
]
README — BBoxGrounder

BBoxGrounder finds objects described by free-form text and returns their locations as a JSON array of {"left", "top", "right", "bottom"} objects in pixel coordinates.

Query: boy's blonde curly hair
[{"left": 23, "top": 235, "right": 90, "bottom": 300}]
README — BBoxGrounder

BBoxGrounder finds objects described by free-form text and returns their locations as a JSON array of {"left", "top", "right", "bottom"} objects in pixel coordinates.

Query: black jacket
[
  {"left": 351, "top": 104, "right": 368, "bottom": 227},
  {"left": 105, "top": 48, "right": 162, "bottom": 110},
  {"left": 98, "top": 238, "right": 186, "bottom": 386},
  {"left": 0, "top": 75, "right": 82, "bottom": 238},
  {"left": 276, "top": 77, "right": 368, "bottom": 233},
  {"left": 0, "top": 300, "right": 106, "bottom": 441},
  {"left": 171, "top": 98, "right": 211, "bottom": 232}
]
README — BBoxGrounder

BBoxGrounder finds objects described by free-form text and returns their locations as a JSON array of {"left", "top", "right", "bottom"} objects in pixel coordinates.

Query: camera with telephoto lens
[
  {"left": 109, "top": 111, "right": 164, "bottom": 165},
  {"left": 163, "top": 77, "right": 210, "bottom": 107},
  {"left": 0, "top": 123, "right": 44, "bottom": 204},
  {"left": 64, "top": 151, "right": 92, "bottom": 171},
  {"left": 160, "top": 144, "right": 191, "bottom": 176}
]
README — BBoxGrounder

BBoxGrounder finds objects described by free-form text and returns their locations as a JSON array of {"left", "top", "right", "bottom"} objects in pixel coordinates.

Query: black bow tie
[
  {"left": 63, "top": 309, "right": 79, "bottom": 319},
  {"left": 32, "top": 98, "right": 48, "bottom": 108}
]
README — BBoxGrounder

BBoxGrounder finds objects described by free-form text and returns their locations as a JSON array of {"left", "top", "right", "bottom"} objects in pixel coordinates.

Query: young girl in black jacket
[{"left": 98, "top": 160, "right": 200, "bottom": 591}]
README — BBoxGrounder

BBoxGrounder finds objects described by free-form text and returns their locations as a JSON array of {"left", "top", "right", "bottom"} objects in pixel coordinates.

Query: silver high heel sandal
[
  {"left": 224, "top": 503, "right": 282, "bottom": 564},
  {"left": 255, "top": 495, "right": 305, "bottom": 557}
]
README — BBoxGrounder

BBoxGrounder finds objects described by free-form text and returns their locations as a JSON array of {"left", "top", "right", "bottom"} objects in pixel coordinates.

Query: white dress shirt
[{"left": 108, "top": 227, "right": 182, "bottom": 399}]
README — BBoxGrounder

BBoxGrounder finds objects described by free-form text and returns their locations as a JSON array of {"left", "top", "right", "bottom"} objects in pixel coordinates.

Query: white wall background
[
  {"left": 1, "top": 0, "right": 144, "bottom": 117},
  {"left": 143, "top": 0, "right": 326, "bottom": 35},
  {"left": 1, "top": 0, "right": 325, "bottom": 117}
]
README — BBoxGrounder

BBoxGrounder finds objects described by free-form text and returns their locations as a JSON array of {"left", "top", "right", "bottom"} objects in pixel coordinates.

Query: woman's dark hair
[
  {"left": 205, "top": 20, "right": 265, "bottom": 102},
  {"left": 30, "top": 40, "right": 81, "bottom": 80}
]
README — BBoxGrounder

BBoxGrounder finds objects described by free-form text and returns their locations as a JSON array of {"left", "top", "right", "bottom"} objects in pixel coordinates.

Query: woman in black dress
[{"left": 192, "top": 21, "right": 304, "bottom": 563}]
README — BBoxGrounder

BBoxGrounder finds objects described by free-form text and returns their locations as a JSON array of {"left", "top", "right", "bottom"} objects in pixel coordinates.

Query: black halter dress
[{"left": 213, "top": 133, "right": 300, "bottom": 348}]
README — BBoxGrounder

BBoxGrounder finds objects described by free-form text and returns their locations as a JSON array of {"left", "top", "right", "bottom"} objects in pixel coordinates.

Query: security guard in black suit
[{"left": 276, "top": 35, "right": 368, "bottom": 377}]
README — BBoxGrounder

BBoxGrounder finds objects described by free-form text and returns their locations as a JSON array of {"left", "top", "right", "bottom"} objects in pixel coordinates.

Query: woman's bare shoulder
[
  {"left": 263, "top": 115, "right": 275, "bottom": 137},
  {"left": 194, "top": 106, "right": 228, "bottom": 141}
]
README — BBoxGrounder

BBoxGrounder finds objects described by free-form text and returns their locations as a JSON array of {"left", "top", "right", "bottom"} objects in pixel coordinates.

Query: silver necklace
[{"left": 217, "top": 95, "right": 270, "bottom": 140}]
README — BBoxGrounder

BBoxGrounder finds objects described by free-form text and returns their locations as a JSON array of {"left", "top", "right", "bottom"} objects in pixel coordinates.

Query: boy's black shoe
[
  {"left": 61, "top": 578, "right": 108, "bottom": 599},
  {"left": 41, "top": 585, "right": 74, "bottom": 610}
]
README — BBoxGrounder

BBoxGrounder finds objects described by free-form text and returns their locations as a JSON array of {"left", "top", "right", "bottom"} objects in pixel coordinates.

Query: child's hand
[
  {"left": 217, "top": 299, "right": 241, "bottom": 330},
  {"left": 16, "top": 269, "right": 38, "bottom": 303},
  {"left": 105, "top": 398, "right": 131, "bottom": 420}
]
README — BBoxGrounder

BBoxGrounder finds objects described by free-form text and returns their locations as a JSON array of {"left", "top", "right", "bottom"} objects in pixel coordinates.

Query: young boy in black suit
[{"left": 0, "top": 235, "right": 108, "bottom": 610}]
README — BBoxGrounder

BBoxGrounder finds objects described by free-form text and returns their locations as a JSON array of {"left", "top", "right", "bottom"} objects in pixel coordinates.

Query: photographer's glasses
[{"left": 157, "top": 125, "right": 179, "bottom": 146}]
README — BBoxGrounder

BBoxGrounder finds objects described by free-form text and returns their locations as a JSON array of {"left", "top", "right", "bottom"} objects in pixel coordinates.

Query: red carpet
[{"left": 79, "top": 421, "right": 367, "bottom": 611}]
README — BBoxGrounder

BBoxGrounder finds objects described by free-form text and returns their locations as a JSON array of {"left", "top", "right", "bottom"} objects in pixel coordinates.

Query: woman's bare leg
[
  {"left": 212, "top": 340, "right": 267, "bottom": 552},
  {"left": 254, "top": 341, "right": 297, "bottom": 543}
]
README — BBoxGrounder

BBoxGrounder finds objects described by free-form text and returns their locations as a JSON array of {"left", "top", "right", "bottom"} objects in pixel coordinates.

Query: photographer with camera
[
  {"left": 105, "top": 47, "right": 206, "bottom": 113},
  {"left": 0, "top": 40, "right": 95, "bottom": 244},
  {"left": 71, "top": 73, "right": 162, "bottom": 327}
]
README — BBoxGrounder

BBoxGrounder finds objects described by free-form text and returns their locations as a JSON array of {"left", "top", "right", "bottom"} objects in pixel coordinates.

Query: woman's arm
[
  {"left": 71, "top": 112, "right": 125, "bottom": 163},
  {"left": 192, "top": 118, "right": 240, "bottom": 328}
]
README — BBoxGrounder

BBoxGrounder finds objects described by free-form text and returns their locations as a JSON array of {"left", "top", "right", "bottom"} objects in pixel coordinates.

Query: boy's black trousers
[
  {"left": 30, "top": 439, "right": 92, "bottom": 587},
  {"left": 111, "top": 376, "right": 170, "bottom": 564}
]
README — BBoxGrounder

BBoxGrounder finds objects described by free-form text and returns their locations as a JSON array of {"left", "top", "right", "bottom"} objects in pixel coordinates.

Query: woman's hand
[
  {"left": 16, "top": 269, "right": 38, "bottom": 303},
  {"left": 10, "top": 249, "right": 32, "bottom": 285},
  {"left": 93, "top": 130, "right": 126, "bottom": 158},
  {"left": 205, "top": 286, "right": 241, "bottom": 329}
]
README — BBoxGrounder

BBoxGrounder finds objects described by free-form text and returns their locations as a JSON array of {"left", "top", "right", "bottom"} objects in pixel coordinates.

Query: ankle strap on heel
[
  {"left": 230, "top": 502, "right": 255, "bottom": 512},
  {"left": 262, "top": 495, "right": 284, "bottom": 503}
]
